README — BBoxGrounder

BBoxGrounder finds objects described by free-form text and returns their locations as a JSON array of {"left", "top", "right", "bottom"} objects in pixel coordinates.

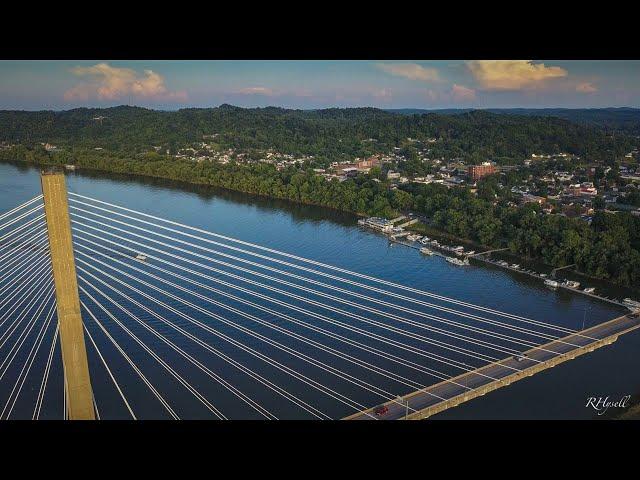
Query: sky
[{"left": 1, "top": 60, "right": 640, "bottom": 111}]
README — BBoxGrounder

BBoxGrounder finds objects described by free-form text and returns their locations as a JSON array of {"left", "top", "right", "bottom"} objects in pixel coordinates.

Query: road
[{"left": 345, "top": 312, "right": 640, "bottom": 420}]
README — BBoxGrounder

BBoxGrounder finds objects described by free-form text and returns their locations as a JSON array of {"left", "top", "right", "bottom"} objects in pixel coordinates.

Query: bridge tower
[{"left": 41, "top": 171, "right": 95, "bottom": 420}]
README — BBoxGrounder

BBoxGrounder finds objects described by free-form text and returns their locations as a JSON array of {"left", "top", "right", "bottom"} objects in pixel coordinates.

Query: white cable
[
  {"left": 80, "top": 278, "right": 275, "bottom": 420},
  {"left": 0, "top": 221, "right": 46, "bottom": 258},
  {"left": 77, "top": 261, "right": 377, "bottom": 418},
  {"left": 74, "top": 238, "right": 429, "bottom": 391},
  {"left": 78, "top": 270, "right": 362, "bottom": 420},
  {"left": 0, "top": 209, "right": 44, "bottom": 237},
  {"left": 77, "top": 252, "right": 474, "bottom": 387},
  {"left": 0, "top": 257, "right": 51, "bottom": 316},
  {"left": 80, "top": 273, "right": 325, "bottom": 420},
  {"left": 0, "top": 196, "right": 43, "bottom": 223},
  {"left": 72, "top": 224, "right": 578, "bottom": 356},
  {"left": 69, "top": 212, "right": 578, "bottom": 344},
  {"left": 1, "top": 301, "right": 56, "bottom": 419},
  {"left": 82, "top": 321, "right": 137, "bottom": 420},
  {"left": 81, "top": 299, "right": 180, "bottom": 420},
  {"left": 76, "top": 247, "right": 421, "bottom": 409},
  {"left": 78, "top": 267, "right": 342, "bottom": 419},
  {"left": 0, "top": 235, "right": 49, "bottom": 285},
  {"left": 80, "top": 288, "right": 226, "bottom": 420},
  {"left": 72, "top": 230, "right": 542, "bottom": 379},
  {"left": 69, "top": 194, "right": 574, "bottom": 332},
  {"left": 0, "top": 265, "right": 52, "bottom": 340},
  {"left": 33, "top": 323, "right": 59, "bottom": 420},
  {"left": 0, "top": 228, "right": 48, "bottom": 271},
  {"left": 0, "top": 285, "right": 55, "bottom": 382}
]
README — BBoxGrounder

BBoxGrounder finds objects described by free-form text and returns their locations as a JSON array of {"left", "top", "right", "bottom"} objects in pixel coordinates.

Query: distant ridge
[{"left": 386, "top": 108, "right": 640, "bottom": 135}]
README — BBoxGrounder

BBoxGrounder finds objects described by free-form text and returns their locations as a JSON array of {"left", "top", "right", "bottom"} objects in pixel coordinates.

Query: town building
[{"left": 468, "top": 162, "right": 497, "bottom": 181}]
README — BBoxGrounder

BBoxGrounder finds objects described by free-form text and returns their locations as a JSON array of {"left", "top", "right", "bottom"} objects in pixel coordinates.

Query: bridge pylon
[{"left": 41, "top": 171, "right": 95, "bottom": 420}]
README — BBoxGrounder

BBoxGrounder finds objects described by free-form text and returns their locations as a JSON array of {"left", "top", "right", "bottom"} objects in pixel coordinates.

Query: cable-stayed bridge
[{"left": 0, "top": 172, "right": 638, "bottom": 420}]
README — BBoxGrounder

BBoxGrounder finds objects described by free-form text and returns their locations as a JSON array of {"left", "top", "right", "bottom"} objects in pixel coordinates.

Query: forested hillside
[{"left": 0, "top": 105, "right": 634, "bottom": 164}]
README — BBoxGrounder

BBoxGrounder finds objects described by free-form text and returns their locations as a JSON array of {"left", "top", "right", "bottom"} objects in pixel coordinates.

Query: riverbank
[
  {"left": 404, "top": 219, "right": 640, "bottom": 299},
  {"left": 3, "top": 154, "right": 639, "bottom": 292}
]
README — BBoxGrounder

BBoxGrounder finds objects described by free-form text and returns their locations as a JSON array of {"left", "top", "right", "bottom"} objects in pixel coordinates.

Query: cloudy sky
[{"left": 1, "top": 60, "right": 639, "bottom": 110}]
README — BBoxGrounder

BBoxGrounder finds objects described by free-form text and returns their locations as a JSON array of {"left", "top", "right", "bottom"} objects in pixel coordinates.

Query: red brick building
[
  {"left": 468, "top": 163, "right": 497, "bottom": 181},
  {"left": 357, "top": 155, "right": 381, "bottom": 171}
]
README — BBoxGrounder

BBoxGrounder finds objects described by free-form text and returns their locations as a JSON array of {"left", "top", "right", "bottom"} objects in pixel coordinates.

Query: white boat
[
  {"left": 446, "top": 256, "right": 469, "bottom": 266},
  {"left": 466, "top": 251, "right": 475, "bottom": 256},
  {"left": 544, "top": 279, "right": 559, "bottom": 289},
  {"left": 511, "top": 264, "right": 520, "bottom": 269},
  {"left": 420, "top": 247, "right": 434, "bottom": 256},
  {"left": 562, "top": 280, "right": 580, "bottom": 289},
  {"left": 623, "top": 298, "right": 640, "bottom": 310},
  {"left": 583, "top": 287, "right": 596, "bottom": 294},
  {"left": 135, "top": 253, "right": 147, "bottom": 261}
]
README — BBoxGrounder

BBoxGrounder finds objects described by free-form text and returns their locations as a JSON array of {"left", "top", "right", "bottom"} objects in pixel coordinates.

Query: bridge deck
[{"left": 344, "top": 312, "right": 640, "bottom": 420}]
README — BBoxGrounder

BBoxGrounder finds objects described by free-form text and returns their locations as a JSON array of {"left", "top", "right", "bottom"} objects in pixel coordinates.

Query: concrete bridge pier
[{"left": 41, "top": 171, "right": 95, "bottom": 420}]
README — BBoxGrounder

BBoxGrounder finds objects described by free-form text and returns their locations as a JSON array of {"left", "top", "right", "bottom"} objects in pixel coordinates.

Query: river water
[{"left": 0, "top": 161, "right": 638, "bottom": 420}]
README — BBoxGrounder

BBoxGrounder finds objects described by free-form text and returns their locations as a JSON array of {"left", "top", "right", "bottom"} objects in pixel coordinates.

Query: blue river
[{"left": 0, "top": 161, "right": 638, "bottom": 420}]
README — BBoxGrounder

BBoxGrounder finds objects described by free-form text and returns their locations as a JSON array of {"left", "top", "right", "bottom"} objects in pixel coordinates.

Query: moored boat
[
  {"left": 446, "top": 256, "right": 469, "bottom": 266},
  {"left": 544, "top": 279, "right": 559, "bottom": 289},
  {"left": 623, "top": 298, "right": 640, "bottom": 310}
]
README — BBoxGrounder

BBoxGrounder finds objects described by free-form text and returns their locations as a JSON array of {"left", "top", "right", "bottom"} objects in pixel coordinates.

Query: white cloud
[
  {"left": 450, "top": 84, "right": 476, "bottom": 102},
  {"left": 576, "top": 82, "right": 597, "bottom": 93},
  {"left": 237, "top": 86, "right": 276, "bottom": 96},
  {"left": 467, "top": 60, "right": 568, "bottom": 91},
  {"left": 376, "top": 63, "right": 441, "bottom": 82},
  {"left": 64, "top": 63, "right": 186, "bottom": 102}
]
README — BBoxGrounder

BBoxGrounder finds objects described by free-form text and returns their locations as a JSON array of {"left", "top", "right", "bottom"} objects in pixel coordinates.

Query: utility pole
[{"left": 41, "top": 170, "right": 95, "bottom": 420}]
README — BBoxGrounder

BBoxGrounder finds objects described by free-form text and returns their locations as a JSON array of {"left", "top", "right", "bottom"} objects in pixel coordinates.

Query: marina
[{"left": 359, "top": 215, "right": 639, "bottom": 311}]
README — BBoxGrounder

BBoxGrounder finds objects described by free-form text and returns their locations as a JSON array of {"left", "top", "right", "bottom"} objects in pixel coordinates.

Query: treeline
[
  {"left": 407, "top": 180, "right": 640, "bottom": 286},
  {"left": 3, "top": 144, "right": 640, "bottom": 287},
  {"left": 392, "top": 108, "right": 640, "bottom": 136},
  {"left": 0, "top": 105, "right": 635, "bottom": 164}
]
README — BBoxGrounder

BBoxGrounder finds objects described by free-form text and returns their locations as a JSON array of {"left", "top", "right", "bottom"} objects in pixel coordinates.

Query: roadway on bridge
[{"left": 346, "top": 312, "right": 640, "bottom": 420}]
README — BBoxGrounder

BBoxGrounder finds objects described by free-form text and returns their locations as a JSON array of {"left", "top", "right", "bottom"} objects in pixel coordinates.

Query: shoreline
[
  {"left": 4, "top": 157, "right": 639, "bottom": 298},
  {"left": 403, "top": 219, "right": 640, "bottom": 298}
]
